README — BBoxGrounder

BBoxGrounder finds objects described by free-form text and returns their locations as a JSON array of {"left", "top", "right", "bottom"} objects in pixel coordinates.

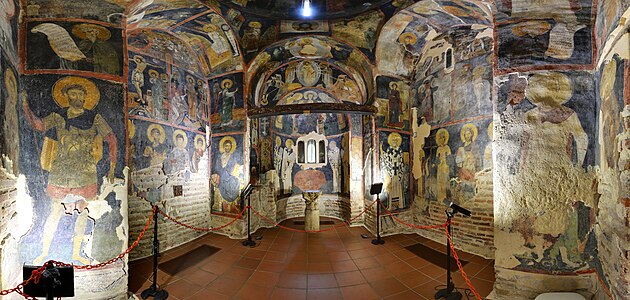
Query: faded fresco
[
  {"left": 0, "top": 0, "right": 18, "bottom": 63},
  {"left": 0, "top": 56, "right": 19, "bottom": 174},
  {"left": 332, "top": 10, "right": 384, "bottom": 60},
  {"left": 495, "top": 71, "right": 598, "bottom": 273},
  {"left": 26, "top": 0, "right": 128, "bottom": 23},
  {"left": 209, "top": 72, "right": 245, "bottom": 133},
  {"left": 19, "top": 75, "right": 126, "bottom": 266},
  {"left": 598, "top": 55, "right": 625, "bottom": 170},
  {"left": 27, "top": 21, "right": 124, "bottom": 76},
  {"left": 259, "top": 60, "right": 363, "bottom": 107},
  {"left": 375, "top": 76, "right": 410, "bottom": 131},
  {"left": 378, "top": 130, "right": 411, "bottom": 212},
  {"left": 211, "top": 134, "right": 245, "bottom": 215},
  {"left": 280, "top": 20, "right": 330, "bottom": 34},
  {"left": 495, "top": 0, "right": 594, "bottom": 69},
  {"left": 127, "top": 29, "right": 203, "bottom": 76},
  {"left": 215, "top": 7, "right": 276, "bottom": 63},
  {"left": 216, "top": 0, "right": 391, "bottom": 20},
  {"left": 128, "top": 52, "right": 208, "bottom": 132},
  {"left": 172, "top": 12, "right": 244, "bottom": 78}
]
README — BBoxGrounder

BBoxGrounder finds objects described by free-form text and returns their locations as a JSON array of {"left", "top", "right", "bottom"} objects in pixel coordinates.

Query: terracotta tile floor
[{"left": 129, "top": 218, "right": 495, "bottom": 299}]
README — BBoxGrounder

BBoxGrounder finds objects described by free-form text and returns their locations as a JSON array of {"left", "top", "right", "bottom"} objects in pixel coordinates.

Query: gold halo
[
  {"left": 203, "top": 23, "right": 219, "bottom": 32},
  {"left": 4, "top": 68, "right": 17, "bottom": 101},
  {"left": 249, "top": 21, "right": 262, "bottom": 28},
  {"left": 186, "top": 75, "right": 194, "bottom": 82},
  {"left": 219, "top": 136, "right": 236, "bottom": 154},
  {"left": 172, "top": 129, "right": 188, "bottom": 147},
  {"left": 389, "top": 81, "right": 400, "bottom": 89},
  {"left": 285, "top": 138, "right": 294, "bottom": 148},
  {"left": 52, "top": 76, "right": 100, "bottom": 110},
  {"left": 148, "top": 69, "right": 159, "bottom": 77},
  {"left": 221, "top": 79, "right": 233, "bottom": 89},
  {"left": 275, "top": 136, "right": 281, "bottom": 145},
  {"left": 387, "top": 132, "right": 402, "bottom": 148},
  {"left": 72, "top": 23, "right": 111, "bottom": 41},
  {"left": 133, "top": 55, "right": 144, "bottom": 63},
  {"left": 525, "top": 72, "right": 573, "bottom": 107},
  {"left": 487, "top": 122, "right": 493, "bottom": 140},
  {"left": 194, "top": 134, "right": 206, "bottom": 149},
  {"left": 436, "top": 128, "right": 449, "bottom": 145},
  {"left": 147, "top": 124, "right": 166, "bottom": 144},
  {"left": 398, "top": 32, "right": 417, "bottom": 45},
  {"left": 460, "top": 123, "right": 478, "bottom": 143}
]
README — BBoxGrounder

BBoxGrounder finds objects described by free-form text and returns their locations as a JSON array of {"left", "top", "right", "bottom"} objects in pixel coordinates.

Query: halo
[
  {"left": 72, "top": 23, "right": 111, "bottom": 41},
  {"left": 249, "top": 21, "right": 262, "bottom": 28},
  {"left": 487, "top": 122, "right": 494, "bottom": 140},
  {"left": 398, "top": 32, "right": 417, "bottom": 45},
  {"left": 275, "top": 136, "right": 282, "bottom": 145},
  {"left": 285, "top": 138, "right": 294, "bottom": 148},
  {"left": 172, "top": 129, "right": 188, "bottom": 147},
  {"left": 525, "top": 72, "right": 573, "bottom": 106},
  {"left": 389, "top": 81, "right": 400, "bottom": 89},
  {"left": 219, "top": 136, "right": 236, "bottom": 154},
  {"left": 194, "top": 134, "right": 206, "bottom": 149},
  {"left": 147, "top": 124, "right": 166, "bottom": 144},
  {"left": 203, "top": 23, "right": 219, "bottom": 32},
  {"left": 460, "top": 123, "right": 478, "bottom": 143},
  {"left": 52, "top": 76, "right": 100, "bottom": 110},
  {"left": 387, "top": 132, "right": 402, "bottom": 148},
  {"left": 148, "top": 69, "right": 159, "bottom": 77},
  {"left": 303, "top": 90, "right": 317, "bottom": 101},
  {"left": 221, "top": 79, "right": 233, "bottom": 89},
  {"left": 186, "top": 75, "right": 194, "bottom": 82},
  {"left": 436, "top": 128, "right": 449, "bottom": 145},
  {"left": 128, "top": 120, "right": 136, "bottom": 139}
]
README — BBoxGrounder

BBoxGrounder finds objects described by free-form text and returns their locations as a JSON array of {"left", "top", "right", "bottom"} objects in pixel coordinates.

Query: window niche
[{"left": 296, "top": 131, "right": 327, "bottom": 169}]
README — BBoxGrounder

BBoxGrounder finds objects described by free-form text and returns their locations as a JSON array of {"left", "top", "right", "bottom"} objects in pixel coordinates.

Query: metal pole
[
  {"left": 242, "top": 194, "right": 256, "bottom": 247},
  {"left": 371, "top": 195, "right": 384, "bottom": 245},
  {"left": 141, "top": 205, "right": 168, "bottom": 300},
  {"left": 434, "top": 211, "right": 461, "bottom": 300}
]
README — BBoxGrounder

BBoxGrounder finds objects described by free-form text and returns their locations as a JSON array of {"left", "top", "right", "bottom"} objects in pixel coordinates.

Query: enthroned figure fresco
[{"left": 22, "top": 76, "right": 119, "bottom": 265}]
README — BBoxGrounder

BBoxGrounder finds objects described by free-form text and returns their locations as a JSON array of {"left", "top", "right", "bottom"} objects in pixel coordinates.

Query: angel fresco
[{"left": 22, "top": 76, "right": 118, "bottom": 265}]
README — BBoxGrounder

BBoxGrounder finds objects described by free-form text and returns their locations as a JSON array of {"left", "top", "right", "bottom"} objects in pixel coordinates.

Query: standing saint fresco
[
  {"left": 211, "top": 136, "right": 242, "bottom": 214},
  {"left": 192, "top": 134, "right": 206, "bottom": 173},
  {"left": 22, "top": 76, "right": 118, "bottom": 265},
  {"left": 388, "top": 82, "right": 402, "bottom": 126},
  {"left": 167, "top": 130, "right": 191, "bottom": 174},
  {"left": 219, "top": 78, "right": 238, "bottom": 127},
  {"left": 143, "top": 124, "right": 167, "bottom": 167},
  {"left": 456, "top": 123, "right": 479, "bottom": 198},
  {"left": 381, "top": 132, "right": 404, "bottom": 210},
  {"left": 282, "top": 139, "right": 296, "bottom": 194},
  {"left": 435, "top": 128, "right": 451, "bottom": 203}
]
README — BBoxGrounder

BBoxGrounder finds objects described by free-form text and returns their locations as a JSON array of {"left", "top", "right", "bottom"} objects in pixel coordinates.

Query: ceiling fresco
[{"left": 215, "top": 0, "right": 393, "bottom": 20}]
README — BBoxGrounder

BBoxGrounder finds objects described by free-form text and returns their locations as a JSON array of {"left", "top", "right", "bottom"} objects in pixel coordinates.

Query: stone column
[{"left": 303, "top": 190, "right": 321, "bottom": 231}]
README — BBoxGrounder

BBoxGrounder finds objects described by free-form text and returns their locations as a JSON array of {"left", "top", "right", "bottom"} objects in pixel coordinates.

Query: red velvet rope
[
  {"left": 444, "top": 223, "right": 482, "bottom": 300},
  {"left": 158, "top": 206, "right": 248, "bottom": 231}
]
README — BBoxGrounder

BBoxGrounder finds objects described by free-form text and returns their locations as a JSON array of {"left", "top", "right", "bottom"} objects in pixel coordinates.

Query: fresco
[
  {"left": 332, "top": 10, "right": 384, "bottom": 60},
  {"left": 19, "top": 75, "right": 126, "bottom": 265},
  {"left": 26, "top": 0, "right": 127, "bottom": 23},
  {"left": 273, "top": 110, "right": 348, "bottom": 137},
  {"left": 211, "top": 134, "right": 245, "bottom": 215},
  {"left": 127, "top": 29, "right": 202, "bottom": 76},
  {"left": 0, "top": 56, "right": 19, "bottom": 174},
  {"left": 495, "top": 0, "right": 594, "bottom": 69},
  {"left": 0, "top": 0, "right": 18, "bottom": 63},
  {"left": 27, "top": 21, "right": 123, "bottom": 76},
  {"left": 215, "top": 0, "right": 391, "bottom": 20},
  {"left": 173, "top": 12, "right": 244, "bottom": 78},
  {"left": 598, "top": 55, "right": 626, "bottom": 170},
  {"left": 134, "top": 7, "right": 208, "bottom": 30},
  {"left": 214, "top": 6, "right": 277, "bottom": 63},
  {"left": 280, "top": 20, "right": 329, "bottom": 34},
  {"left": 259, "top": 60, "right": 363, "bottom": 106},
  {"left": 594, "top": 0, "right": 628, "bottom": 58},
  {"left": 209, "top": 72, "right": 245, "bottom": 133},
  {"left": 129, "top": 119, "right": 206, "bottom": 176},
  {"left": 451, "top": 56, "right": 493, "bottom": 120},
  {"left": 375, "top": 76, "right": 410, "bottom": 131},
  {"left": 247, "top": 36, "right": 373, "bottom": 105},
  {"left": 363, "top": 115, "right": 374, "bottom": 200},
  {"left": 128, "top": 52, "right": 208, "bottom": 132},
  {"left": 378, "top": 130, "right": 411, "bottom": 212}
]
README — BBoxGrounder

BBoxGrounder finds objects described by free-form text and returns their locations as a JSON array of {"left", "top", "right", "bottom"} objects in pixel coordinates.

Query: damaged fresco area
[
  {"left": 0, "top": 0, "right": 18, "bottom": 65},
  {"left": 1, "top": 55, "right": 19, "bottom": 175},
  {"left": 127, "top": 29, "right": 203, "bottom": 76},
  {"left": 495, "top": 0, "right": 594, "bottom": 70},
  {"left": 15, "top": 74, "right": 129, "bottom": 298},
  {"left": 494, "top": 70, "right": 599, "bottom": 273},
  {"left": 27, "top": 21, "right": 124, "bottom": 76}
]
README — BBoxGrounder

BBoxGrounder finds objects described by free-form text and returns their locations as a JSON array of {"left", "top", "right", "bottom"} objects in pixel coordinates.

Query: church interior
[{"left": 0, "top": 0, "right": 629, "bottom": 299}]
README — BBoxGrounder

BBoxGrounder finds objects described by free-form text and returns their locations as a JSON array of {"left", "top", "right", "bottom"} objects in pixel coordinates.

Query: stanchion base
[
  {"left": 434, "top": 288, "right": 462, "bottom": 300},
  {"left": 141, "top": 285, "right": 169, "bottom": 300},
  {"left": 242, "top": 239, "right": 256, "bottom": 247},
  {"left": 371, "top": 238, "right": 385, "bottom": 245}
]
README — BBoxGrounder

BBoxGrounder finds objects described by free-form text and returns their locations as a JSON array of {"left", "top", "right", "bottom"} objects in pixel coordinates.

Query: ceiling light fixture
[{"left": 301, "top": 0, "right": 313, "bottom": 17}]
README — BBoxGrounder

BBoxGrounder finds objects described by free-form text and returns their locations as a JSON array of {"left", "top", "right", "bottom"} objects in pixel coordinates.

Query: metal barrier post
[{"left": 141, "top": 205, "right": 168, "bottom": 300}]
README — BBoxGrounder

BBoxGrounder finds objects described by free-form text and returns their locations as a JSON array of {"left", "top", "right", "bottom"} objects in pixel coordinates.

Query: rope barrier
[
  {"left": 157, "top": 206, "right": 248, "bottom": 231},
  {"left": 444, "top": 222, "right": 482, "bottom": 300},
  {"left": 0, "top": 206, "right": 156, "bottom": 299},
  {"left": 248, "top": 199, "right": 378, "bottom": 233},
  {"left": 377, "top": 201, "right": 448, "bottom": 230}
]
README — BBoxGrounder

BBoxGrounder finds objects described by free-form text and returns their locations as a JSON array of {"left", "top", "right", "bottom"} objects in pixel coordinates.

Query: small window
[
  {"left": 296, "top": 131, "right": 327, "bottom": 169},
  {"left": 445, "top": 48, "right": 453, "bottom": 69}
]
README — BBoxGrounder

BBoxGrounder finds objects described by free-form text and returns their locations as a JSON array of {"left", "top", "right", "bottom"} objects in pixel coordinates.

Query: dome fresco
[{"left": 215, "top": 0, "right": 393, "bottom": 20}]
